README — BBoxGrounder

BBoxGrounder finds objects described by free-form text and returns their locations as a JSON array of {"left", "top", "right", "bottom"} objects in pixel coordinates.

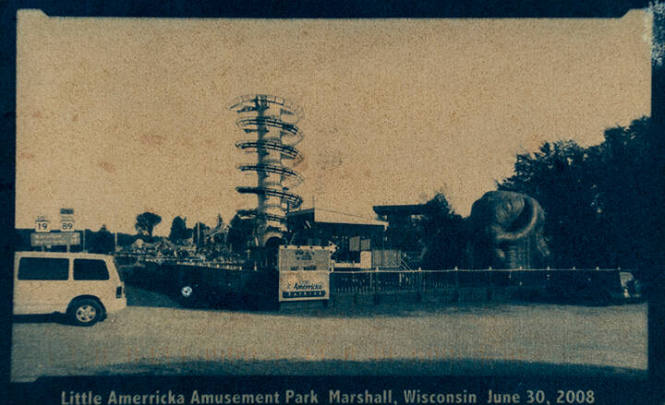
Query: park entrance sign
[{"left": 278, "top": 246, "right": 332, "bottom": 302}]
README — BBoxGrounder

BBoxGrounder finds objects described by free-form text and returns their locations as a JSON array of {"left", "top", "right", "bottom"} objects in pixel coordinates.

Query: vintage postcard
[{"left": 9, "top": 4, "right": 661, "bottom": 404}]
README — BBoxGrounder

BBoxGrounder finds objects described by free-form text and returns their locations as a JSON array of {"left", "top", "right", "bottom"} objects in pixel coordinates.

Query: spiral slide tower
[{"left": 229, "top": 94, "right": 304, "bottom": 246}]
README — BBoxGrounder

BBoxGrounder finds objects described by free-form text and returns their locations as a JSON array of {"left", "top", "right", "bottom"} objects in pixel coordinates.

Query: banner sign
[
  {"left": 30, "top": 232, "right": 81, "bottom": 247},
  {"left": 279, "top": 270, "right": 330, "bottom": 301},
  {"left": 278, "top": 246, "right": 332, "bottom": 302}
]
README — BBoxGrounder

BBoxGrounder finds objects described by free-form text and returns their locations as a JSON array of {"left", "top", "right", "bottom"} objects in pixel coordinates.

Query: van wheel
[{"left": 69, "top": 299, "right": 102, "bottom": 326}]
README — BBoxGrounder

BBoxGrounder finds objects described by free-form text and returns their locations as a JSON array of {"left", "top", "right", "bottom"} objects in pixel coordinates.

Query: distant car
[
  {"left": 13, "top": 251, "right": 127, "bottom": 326},
  {"left": 541, "top": 269, "right": 634, "bottom": 305}
]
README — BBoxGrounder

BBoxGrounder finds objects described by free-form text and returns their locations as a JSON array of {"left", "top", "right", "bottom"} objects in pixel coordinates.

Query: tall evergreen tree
[
  {"left": 419, "top": 193, "right": 466, "bottom": 269},
  {"left": 169, "top": 216, "right": 189, "bottom": 243}
]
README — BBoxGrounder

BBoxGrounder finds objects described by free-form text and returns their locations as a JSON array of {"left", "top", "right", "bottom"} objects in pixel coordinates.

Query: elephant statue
[{"left": 468, "top": 190, "right": 550, "bottom": 269}]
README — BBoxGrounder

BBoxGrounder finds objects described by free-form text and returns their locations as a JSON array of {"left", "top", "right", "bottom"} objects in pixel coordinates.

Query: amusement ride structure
[{"left": 229, "top": 94, "right": 304, "bottom": 247}]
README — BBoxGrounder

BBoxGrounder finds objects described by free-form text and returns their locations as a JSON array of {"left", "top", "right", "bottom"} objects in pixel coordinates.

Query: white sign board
[
  {"left": 60, "top": 208, "right": 75, "bottom": 231},
  {"left": 35, "top": 216, "right": 50, "bottom": 233},
  {"left": 60, "top": 219, "right": 75, "bottom": 231},
  {"left": 278, "top": 246, "right": 332, "bottom": 302}
]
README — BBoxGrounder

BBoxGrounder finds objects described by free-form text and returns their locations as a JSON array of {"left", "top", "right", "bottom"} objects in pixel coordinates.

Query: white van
[{"left": 13, "top": 251, "right": 127, "bottom": 326}]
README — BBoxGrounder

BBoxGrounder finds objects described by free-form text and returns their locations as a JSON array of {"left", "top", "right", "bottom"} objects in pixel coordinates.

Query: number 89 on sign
[{"left": 61, "top": 221, "right": 74, "bottom": 231}]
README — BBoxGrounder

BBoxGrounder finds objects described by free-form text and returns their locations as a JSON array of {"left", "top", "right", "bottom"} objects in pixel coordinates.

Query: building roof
[
  {"left": 288, "top": 208, "right": 387, "bottom": 228},
  {"left": 373, "top": 204, "right": 427, "bottom": 216}
]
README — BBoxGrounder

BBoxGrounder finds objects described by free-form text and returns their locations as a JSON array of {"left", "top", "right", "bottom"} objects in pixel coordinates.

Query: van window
[
  {"left": 18, "top": 257, "right": 69, "bottom": 280},
  {"left": 73, "top": 259, "right": 110, "bottom": 280}
]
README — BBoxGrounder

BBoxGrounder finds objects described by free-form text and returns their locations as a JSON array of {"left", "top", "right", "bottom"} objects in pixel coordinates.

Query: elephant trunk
[{"left": 494, "top": 196, "right": 540, "bottom": 243}]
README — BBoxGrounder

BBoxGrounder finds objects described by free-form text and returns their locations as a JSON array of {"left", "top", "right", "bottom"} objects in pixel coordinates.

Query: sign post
[
  {"left": 60, "top": 208, "right": 76, "bottom": 252},
  {"left": 278, "top": 246, "right": 332, "bottom": 302}
]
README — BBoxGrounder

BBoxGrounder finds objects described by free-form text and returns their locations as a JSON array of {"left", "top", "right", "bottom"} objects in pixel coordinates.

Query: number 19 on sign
[{"left": 35, "top": 216, "right": 49, "bottom": 233}]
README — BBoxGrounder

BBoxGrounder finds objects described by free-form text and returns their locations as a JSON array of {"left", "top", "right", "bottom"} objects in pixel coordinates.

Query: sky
[{"left": 16, "top": 10, "right": 651, "bottom": 235}]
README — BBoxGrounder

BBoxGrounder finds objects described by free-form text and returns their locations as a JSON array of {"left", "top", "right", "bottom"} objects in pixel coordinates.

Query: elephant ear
[{"left": 494, "top": 196, "right": 540, "bottom": 243}]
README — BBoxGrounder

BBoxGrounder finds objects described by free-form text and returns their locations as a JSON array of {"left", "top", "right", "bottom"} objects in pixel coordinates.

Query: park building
[
  {"left": 373, "top": 204, "right": 428, "bottom": 265},
  {"left": 286, "top": 207, "right": 388, "bottom": 267}
]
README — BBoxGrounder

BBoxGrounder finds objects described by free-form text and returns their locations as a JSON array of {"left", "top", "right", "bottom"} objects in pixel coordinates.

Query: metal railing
[{"left": 330, "top": 268, "right": 626, "bottom": 296}]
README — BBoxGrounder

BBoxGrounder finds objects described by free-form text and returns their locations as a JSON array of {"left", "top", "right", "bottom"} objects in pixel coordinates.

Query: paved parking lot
[{"left": 11, "top": 287, "right": 647, "bottom": 381}]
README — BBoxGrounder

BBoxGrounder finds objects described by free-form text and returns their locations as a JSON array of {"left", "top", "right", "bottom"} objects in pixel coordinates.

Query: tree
[
  {"left": 89, "top": 224, "right": 115, "bottom": 254},
  {"left": 226, "top": 212, "right": 256, "bottom": 254},
  {"left": 135, "top": 212, "right": 162, "bottom": 239},
  {"left": 499, "top": 140, "right": 605, "bottom": 268},
  {"left": 595, "top": 117, "right": 665, "bottom": 269},
  {"left": 498, "top": 116, "right": 665, "bottom": 270},
  {"left": 169, "top": 216, "right": 189, "bottom": 243},
  {"left": 418, "top": 193, "right": 466, "bottom": 269}
]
